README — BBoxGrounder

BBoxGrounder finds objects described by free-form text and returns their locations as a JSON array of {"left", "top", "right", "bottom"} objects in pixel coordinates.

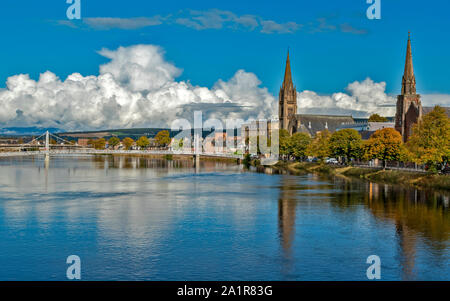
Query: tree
[
  {"left": 362, "top": 128, "right": 404, "bottom": 169},
  {"left": 136, "top": 136, "right": 150, "bottom": 149},
  {"left": 278, "top": 129, "right": 291, "bottom": 157},
  {"left": 406, "top": 106, "right": 450, "bottom": 169},
  {"left": 122, "top": 137, "right": 134, "bottom": 150},
  {"left": 307, "top": 129, "right": 331, "bottom": 161},
  {"left": 155, "top": 130, "right": 171, "bottom": 147},
  {"left": 329, "top": 129, "right": 362, "bottom": 163},
  {"left": 288, "top": 132, "right": 311, "bottom": 160},
  {"left": 108, "top": 137, "right": 120, "bottom": 149},
  {"left": 368, "top": 114, "right": 388, "bottom": 122},
  {"left": 92, "top": 138, "right": 106, "bottom": 150}
]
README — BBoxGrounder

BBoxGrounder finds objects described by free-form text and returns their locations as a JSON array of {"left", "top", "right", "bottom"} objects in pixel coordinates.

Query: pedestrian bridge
[
  {"left": 0, "top": 131, "right": 243, "bottom": 160},
  {"left": 0, "top": 149, "right": 243, "bottom": 160}
]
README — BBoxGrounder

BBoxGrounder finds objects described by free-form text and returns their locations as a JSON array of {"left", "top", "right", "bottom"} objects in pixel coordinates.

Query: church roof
[{"left": 295, "top": 114, "right": 355, "bottom": 135}]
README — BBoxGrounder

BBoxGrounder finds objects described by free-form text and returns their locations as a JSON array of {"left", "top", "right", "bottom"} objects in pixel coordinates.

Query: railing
[
  {"left": 352, "top": 161, "right": 427, "bottom": 173},
  {"left": 0, "top": 149, "right": 243, "bottom": 159}
]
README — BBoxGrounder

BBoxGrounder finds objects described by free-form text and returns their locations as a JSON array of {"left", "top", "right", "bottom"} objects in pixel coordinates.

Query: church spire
[
  {"left": 282, "top": 50, "right": 294, "bottom": 90},
  {"left": 402, "top": 32, "right": 416, "bottom": 94},
  {"left": 279, "top": 49, "right": 297, "bottom": 132}
]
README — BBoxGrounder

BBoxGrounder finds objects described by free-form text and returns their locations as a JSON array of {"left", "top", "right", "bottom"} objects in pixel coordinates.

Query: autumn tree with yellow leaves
[
  {"left": 362, "top": 128, "right": 406, "bottom": 169},
  {"left": 406, "top": 106, "right": 450, "bottom": 170},
  {"left": 306, "top": 129, "right": 331, "bottom": 162}
]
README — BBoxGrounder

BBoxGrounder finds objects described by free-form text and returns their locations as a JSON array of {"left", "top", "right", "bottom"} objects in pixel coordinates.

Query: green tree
[
  {"left": 155, "top": 130, "right": 171, "bottom": 147},
  {"left": 307, "top": 129, "right": 331, "bottom": 162},
  {"left": 406, "top": 106, "right": 450, "bottom": 169},
  {"left": 362, "top": 128, "right": 404, "bottom": 169},
  {"left": 329, "top": 129, "right": 362, "bottom": 163},
  {"left": 368, "top": 113, "right": 388, "bottom": 122},
  {"left": 136, "top": 136, "right": 150, "bottom": 149},
  {"left": 278, "top": 129, "right": 291, "bottom": 157},
  {"left": 122, "top": 137, "right": 134, "bottom": 150},
  {"left": 288, "top": 132, "right": 311, "bottom": 160},
  {"left": 108, "top": 137, "right": 120, "bottom": 149},
  {"left": 93, "top": 138, "right": 106, "bottom": 150}
]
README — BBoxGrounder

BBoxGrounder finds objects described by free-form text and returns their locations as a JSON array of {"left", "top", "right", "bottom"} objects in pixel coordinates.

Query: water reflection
[
  {"left": 270, "top": 167, "right": 449, "bottom": 280},
  {"left": 278, "top": 181, "right": 297, "bottom": 254},
  {"left": 0, "top": 155, "right": 448, "bottom": 280},
  {"left": 361, "top": 181, "right": 449, "bottom": 280}
]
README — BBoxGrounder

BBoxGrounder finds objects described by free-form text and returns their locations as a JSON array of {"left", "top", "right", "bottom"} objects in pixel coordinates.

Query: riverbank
[{"left": 276, "top": 161, "right": 450, "bottom": 191}]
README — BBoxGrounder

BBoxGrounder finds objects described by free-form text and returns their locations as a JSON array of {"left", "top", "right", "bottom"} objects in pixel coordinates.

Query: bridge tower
[
  {"left": 44, "top": 130, "right": 50, "bottom": 166},
  {"left": 45, "top": 131, "right": 50, "bottom": 155},
  {"left": 193, "top": 132, "right": 201, "bottom": 169}
]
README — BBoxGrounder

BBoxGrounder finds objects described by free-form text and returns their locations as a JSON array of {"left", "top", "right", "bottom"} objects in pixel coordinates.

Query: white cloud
[
  {"left": 56, "top": 9, "right": 368, "bottom": 36},
  {"left": 83, "top": 17, "right": 164, "bottom": 30},
  {"left": 297, "top": 78, "right": 397, "bottom": 118},
  {"left": 1, "top": 45, "right": 447, "bottom": 132},
  {"left": 260, "top": 20, "right": 301, "bottom": 34},
  {"left": 175, "top": 9, "right": 262, "bottom": 32},
  {"left": 421, "top": 94, "right": 450, "bottom": 107},
  {"left": 0, "top": 45, "right": 275, "bottom": 131},
  {"left": 58, "top": 9, "right": 302, "bottom": 34}
]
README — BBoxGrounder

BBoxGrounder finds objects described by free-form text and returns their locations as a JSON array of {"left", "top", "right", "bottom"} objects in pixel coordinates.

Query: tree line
[
  {"left": 278, "top": 106, "right": 450, "bottom": 171},
  {"left": 88, "top": 130, "right": 171, "bottom": 150}
]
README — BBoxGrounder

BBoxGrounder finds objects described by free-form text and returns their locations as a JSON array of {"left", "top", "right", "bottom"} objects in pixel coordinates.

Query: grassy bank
[{"left": 288, "top": 162, "right": 450, "bottom": 191}]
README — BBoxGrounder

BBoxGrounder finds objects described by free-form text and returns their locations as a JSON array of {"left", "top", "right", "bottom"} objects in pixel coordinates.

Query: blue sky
[
  {"left": 0, "top": 0, "right": 449, "bottom": 130},
  {"left": 1, "top": 0, "right": 449, "bottom": 94}
]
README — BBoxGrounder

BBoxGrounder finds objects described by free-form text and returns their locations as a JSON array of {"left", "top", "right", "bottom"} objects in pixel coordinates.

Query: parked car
[
  {"left": 441, "top": 164, "right": 450, "bottom": 174},
  {"left": 326, "top": 158, "right": 339, "bottom": 164},
  {"left": 306, "top": 157, "right": 318, "bottom": 163}
]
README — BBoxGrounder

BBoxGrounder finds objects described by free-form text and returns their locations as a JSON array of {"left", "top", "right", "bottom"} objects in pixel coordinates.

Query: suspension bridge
[{"left": 0, "top": 131, "right": 243, "bottom": 162}]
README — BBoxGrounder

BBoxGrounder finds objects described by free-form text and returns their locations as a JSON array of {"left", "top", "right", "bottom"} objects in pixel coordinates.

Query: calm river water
[{"left": 0, "top": 155, "right": 448, "bottom": 280}]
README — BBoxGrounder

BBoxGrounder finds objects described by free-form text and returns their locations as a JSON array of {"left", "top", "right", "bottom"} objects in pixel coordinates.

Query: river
[{"left": 0, "top": 155, "right": 448, "bottom": 280}]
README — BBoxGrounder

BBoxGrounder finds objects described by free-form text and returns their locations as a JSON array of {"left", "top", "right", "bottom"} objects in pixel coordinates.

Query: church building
[
  {"left": 280, "top": 33, "right": 449, "bottom": 141},
  {"left": 279, "top": 51, "right": 354, "bottom": 136},
  {"left": 395, "top": 32, "right": 422, "bottom": 142}
]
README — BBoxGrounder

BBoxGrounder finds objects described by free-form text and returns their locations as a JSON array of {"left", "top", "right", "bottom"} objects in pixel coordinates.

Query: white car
[{"left": 326, "top": 158, "right": 339, "bottom": 164}]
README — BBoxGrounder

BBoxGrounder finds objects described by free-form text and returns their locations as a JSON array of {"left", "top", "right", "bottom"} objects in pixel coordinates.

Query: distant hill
[
  {"left": 0, "top": 127, "right": 61, "bottom": 136},
  {"left": 2, "top": 127, "right": 234, "bottom": 140},
  {"left": 59, "top": 127, "right": 232, "bottom": 141},
  {"left": 59, "top": 128, "right": 172, "bottom": 140}
]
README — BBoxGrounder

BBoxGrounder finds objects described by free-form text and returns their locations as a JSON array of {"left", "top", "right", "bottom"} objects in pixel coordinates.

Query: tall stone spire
[
  {"left": 279, "top": 50, "right": 297, "bottom": 132},
  {"left": 402, "top": 32, "right": 416, "bottom": 95},
  {"left": 395, "top": 32, "right": 422, "bottom": 142},
  {"left": 282, "top": 50, "right": 294, "bottom": 90}
]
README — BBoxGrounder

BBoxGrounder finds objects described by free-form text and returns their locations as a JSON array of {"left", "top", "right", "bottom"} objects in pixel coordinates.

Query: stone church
[
  {"left": 279, "top": 51, "right": 354, "bottom": 136},
  {"left": 394, "top": 32, "right": 422, "bottom": 142},
  {"left": 394, "top": 33, "right": 450, "bottom": 142},
  {"left": 280, "top": 33, "right": 449, "bottom": 141}
]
